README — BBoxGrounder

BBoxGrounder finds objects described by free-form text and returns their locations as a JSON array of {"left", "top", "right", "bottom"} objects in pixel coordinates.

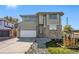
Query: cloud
[{"left": 6, "top": 5, "right": 17, "bottom": 9}]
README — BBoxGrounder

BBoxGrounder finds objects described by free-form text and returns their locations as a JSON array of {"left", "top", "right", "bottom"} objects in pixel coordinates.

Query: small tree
[
  {"left": 63, "top": 25, "right": 73, "bottom": 35},
  {"left": 63, "top": 25, "right": 73, "bottom": 47}
]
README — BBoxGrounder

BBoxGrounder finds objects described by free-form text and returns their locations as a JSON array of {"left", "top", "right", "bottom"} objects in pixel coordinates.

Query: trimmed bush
[
  {"left": 48, "top": 47, "right": 74, "bottom": 54},
  {"left": 46, "top": 39, "right": 63, "bottom": 48}
]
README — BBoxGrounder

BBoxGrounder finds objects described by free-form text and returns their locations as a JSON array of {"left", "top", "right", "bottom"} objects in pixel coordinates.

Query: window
[
  {"left": 49, "top": 24, "right": 57, "bottom": 30},
  {"left": 25, "top": 17, "right": 36, "bottom": 22},
  {"left": 49, "top": 15, "right": 57, "bottom": 19}
]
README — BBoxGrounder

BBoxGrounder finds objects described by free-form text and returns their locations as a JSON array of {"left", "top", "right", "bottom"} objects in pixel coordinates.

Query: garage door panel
[
  {"left": 0, "top": 30, "right": 10, "bottom": 37},
  {"left": 20, "top": 30, "right": 36, "bottom": 37}
]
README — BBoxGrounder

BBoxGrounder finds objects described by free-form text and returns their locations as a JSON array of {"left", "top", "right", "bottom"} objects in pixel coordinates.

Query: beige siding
[
  {"left": 22, "top": 17, "right": 36, "bottom": 21},
  {"left": 57, "top": 14, "right": 61, "bottom": 25},
  {"left": 47, "top": 14, "right": 49, "bottom": 25},
  {"left": 20, "top": 16, "right": 37, "bottom": 30},
  {"left": 20, "top": 12, "right": 63, "bottom": 38},
  {"left": 20, "top": 21, "right": 36, "bottom": 30},
  {"left": 38, "top": 15, "right": 43, "bottom": 24}
]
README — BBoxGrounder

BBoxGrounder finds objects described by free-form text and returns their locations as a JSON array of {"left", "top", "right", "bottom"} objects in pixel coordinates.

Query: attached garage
[
  {"left": 19, "top": 15, "right": 37, "bottom": 38},
  {"left": 20, "top": 30, "right": 36, "bottom": 37}
]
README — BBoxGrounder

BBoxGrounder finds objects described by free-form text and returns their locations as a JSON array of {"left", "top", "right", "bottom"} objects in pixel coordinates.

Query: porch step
[
  {"left": 37, "top": 48, "right": 49, "bottom": 54},
  {"left": 36, "top": 38, "right": 51, "bottom": 48}
]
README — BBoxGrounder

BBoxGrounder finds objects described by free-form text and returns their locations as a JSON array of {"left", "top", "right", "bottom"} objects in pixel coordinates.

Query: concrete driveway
[
  {"left": 0, "top": 38, "right": 34, "bottom": 54},
  {"left": 0, "top": 37, "right": 10, "bottom": 41},
  {"left": 0, "top": 37, "right": 51, "bottom": 54}
]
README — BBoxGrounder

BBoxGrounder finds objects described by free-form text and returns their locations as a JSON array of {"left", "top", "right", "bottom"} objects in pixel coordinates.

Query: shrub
[
  {"left": 46, "top": 39, "right": 63, "bottom": 48},
  {"left": 48, "top": 47, "right": 74, "bottom": 54}
]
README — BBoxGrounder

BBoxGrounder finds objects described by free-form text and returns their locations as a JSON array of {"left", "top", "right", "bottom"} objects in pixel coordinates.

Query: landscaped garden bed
[
  {"left": 46, "top": 39, "right": 63, "bottom": 48},
  {"left": 46, "top": 39, "right": 79, "bottom": 54}
]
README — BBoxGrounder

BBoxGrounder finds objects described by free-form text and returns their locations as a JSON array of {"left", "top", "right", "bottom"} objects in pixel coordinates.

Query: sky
[{"left": 0, "top": 5, "right": 79, "bottom": 30}]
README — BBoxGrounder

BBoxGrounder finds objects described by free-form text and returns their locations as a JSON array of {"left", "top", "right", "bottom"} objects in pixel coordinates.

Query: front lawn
[{"left": 48, "top": 47, "right": 75, "bottom": 54}]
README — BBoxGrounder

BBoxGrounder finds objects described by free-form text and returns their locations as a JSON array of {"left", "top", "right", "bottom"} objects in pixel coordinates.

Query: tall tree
[{"left": 4, "top": 16, "right": 18, "bottom": 23}]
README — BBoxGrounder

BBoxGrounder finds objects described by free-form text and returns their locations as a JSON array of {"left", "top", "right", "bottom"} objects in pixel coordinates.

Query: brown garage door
[{"left": 0, "top": 30, "right": 10, "bottom": 37}]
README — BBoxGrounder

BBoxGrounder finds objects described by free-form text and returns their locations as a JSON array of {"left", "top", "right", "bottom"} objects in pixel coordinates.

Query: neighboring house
[
  {"left": 19, "top": 12, "right": 64, "bottom": 39},
  {"left": 72, "top": 30, "right": 79, "bottom": 39},
  {"left": 0, "top": 18, "right": 16, "bottom": 37}
]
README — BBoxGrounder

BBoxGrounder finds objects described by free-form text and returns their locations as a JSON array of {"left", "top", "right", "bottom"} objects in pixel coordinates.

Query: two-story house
[
  {"left": 0, "top": 18, "right": 16, "bottom": 37},
  {"left": 19, "top": 12, "right": 64, "bottom": 39}
]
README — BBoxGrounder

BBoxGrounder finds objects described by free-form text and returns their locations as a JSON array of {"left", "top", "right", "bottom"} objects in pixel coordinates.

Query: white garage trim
[{"left": 20, "top": 30, "right": 36, "bottom": 37}]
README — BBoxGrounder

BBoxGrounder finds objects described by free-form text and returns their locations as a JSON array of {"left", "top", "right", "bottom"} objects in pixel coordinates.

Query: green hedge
[{"left": 48, "top": 47, "right": 75, "bottom": 54}]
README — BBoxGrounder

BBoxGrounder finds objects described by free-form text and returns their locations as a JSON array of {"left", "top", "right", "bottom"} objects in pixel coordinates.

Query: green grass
[{"left": 48, "top": 47, "right": 75, "bottom": 54}]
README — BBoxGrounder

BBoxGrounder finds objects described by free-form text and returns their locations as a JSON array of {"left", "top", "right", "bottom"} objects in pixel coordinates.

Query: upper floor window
[
  {"left": 49, "top": 24, "right": 57, "bottom": 30},
  {"left": 24, "top": 16, "right": 36, "bottom": 22},
  {"left": 49, "top": 15, "right": 57, "bottom": 19}
]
